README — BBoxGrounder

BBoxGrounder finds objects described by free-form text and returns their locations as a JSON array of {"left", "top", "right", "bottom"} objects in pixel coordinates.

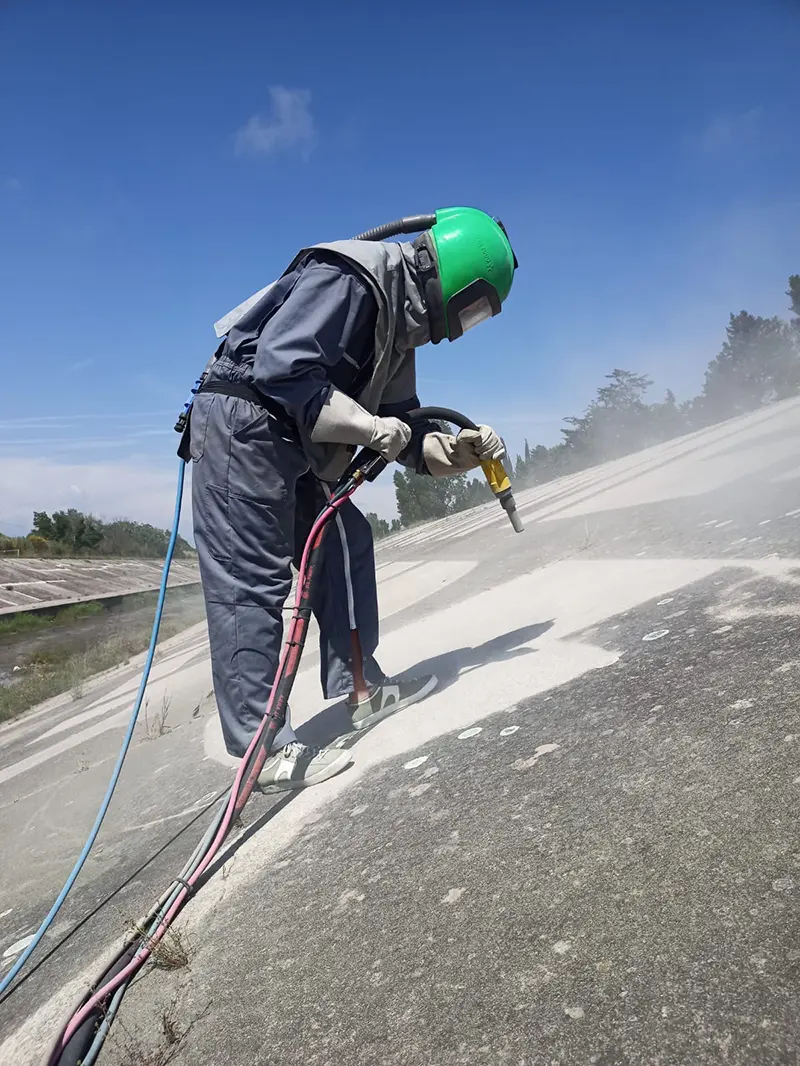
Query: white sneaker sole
[
  {"left": 352, "top": 674, "right": 439, "bottom": 732},
  {"left": 258, "top": 749, "right": 352, "bottom": 793}
]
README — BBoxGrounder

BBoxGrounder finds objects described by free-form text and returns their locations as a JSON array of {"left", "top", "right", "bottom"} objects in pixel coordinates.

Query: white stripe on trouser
[
  {"left": 273, "top": 486, "right": 358, "bottom": 752},
  {"left": 323, "top": 484, "right": 357, "bottom": 629},
  {"left": 334, "top": 513, "right": 357, "bottom": 629}
]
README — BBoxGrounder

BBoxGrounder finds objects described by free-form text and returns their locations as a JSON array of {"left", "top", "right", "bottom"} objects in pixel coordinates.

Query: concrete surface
[
  {"left": 1, "top": 398, "right": 800, "bottom": 1065},
  {"left": 0, "top": 557, "right": 200, "bottom": 615}
]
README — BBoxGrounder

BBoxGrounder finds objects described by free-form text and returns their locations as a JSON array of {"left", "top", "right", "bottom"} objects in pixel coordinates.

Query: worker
[{"left": 185, "top": 207, "right": 517, "bottom": 791}]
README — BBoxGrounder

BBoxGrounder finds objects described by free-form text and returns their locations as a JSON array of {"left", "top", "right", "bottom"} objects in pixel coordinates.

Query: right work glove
[
  {"left": 310, "top": 387, "right": 412, "bottom": 462},
  {"left": 422, "top": 425, "right": 506, "bottom": 478}
]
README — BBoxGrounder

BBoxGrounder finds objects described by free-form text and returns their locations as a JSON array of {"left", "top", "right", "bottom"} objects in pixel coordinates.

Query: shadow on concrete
[
  {"left": 197, "top": 790, "right": 298, "bottom": 886},
  {"left": 296, "top": 620, "right": 554, "bottom": 751}
]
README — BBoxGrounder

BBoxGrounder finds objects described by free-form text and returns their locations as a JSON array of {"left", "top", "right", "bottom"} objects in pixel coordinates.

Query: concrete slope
[
  {"left": 1, "top": 399, "right": 799, "bottom": 1066},
  {"left": 0, "top": 557, "right": 200, "bottom": 614}
]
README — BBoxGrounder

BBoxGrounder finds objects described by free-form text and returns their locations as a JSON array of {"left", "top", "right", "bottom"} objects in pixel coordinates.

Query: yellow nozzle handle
[
  {"left": 480, "top": 458, "right": 511, "bottom": 495},
  {"left": 400, "top": 408, "right": 523, "bottom": 532},
  {"left": 480, "top": 458, "right": 524, "bottom": 533}
]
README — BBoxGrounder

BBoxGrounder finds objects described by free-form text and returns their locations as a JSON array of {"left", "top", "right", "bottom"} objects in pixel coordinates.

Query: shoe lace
[{"left": 280, "top": 741, "right": 309, "bottom": 759}]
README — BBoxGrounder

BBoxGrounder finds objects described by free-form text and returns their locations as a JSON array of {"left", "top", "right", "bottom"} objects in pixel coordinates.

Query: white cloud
[
  {"left": 0, "top": 411, "right": 174, "bottom": 429},
  {"left": 235, "top": 87, "right": 316, "bottom": 160},
  {"left": 692, "top": 106, "right": 763, "bottom": 156},
  {"left": 0, "top": 431, "right": 171, "bottom": 447},
  {"left": 0, "top": 456, "right": 192, "bottom": 539}
]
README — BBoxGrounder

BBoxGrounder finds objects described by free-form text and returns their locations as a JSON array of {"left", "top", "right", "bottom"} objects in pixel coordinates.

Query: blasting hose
[{"left": 44, "top": 478, "right": 359, "bottom": 1066}]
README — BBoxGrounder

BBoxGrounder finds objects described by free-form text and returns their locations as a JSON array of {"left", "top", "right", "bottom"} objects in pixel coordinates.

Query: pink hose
[{"left": 53, "top": 490, "right": 355, "bottom": 1060}]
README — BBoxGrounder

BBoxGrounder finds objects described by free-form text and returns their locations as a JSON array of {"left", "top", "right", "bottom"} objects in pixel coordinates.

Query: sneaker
[
  {"left": 257, "top": 742, "right": 352, "bottom": 792},
  {"left": 349, "top": 674, "right": 438, "bottom": 731}
]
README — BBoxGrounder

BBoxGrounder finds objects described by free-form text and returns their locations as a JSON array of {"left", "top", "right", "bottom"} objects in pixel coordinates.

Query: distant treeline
[
  {"left": 364, "top": 273, "right": 800, "bottom": 536},
  {"left": 0, "top": 509, "right": 195, "bottom": 559}
]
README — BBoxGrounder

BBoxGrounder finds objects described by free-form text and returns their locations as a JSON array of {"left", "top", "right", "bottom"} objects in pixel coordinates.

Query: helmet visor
[
  {"left": 445, "top": 279, "right": 502, "bottom": 341},
  {"left": 458, "top": 295, "right": 495, "bottom": 335}
]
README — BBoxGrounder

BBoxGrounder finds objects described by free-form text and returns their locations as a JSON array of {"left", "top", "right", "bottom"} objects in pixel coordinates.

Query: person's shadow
[{"left": 296, "top": 620, "right": 555, "bottom": 751}]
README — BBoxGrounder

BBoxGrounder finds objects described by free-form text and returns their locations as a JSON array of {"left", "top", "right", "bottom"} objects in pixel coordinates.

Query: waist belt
[
  {"left": 177, "top": 378, "right": 299, "bottom": 462},
  {"left": 196, "top": 379, "right": 292, "bottom": 428}
]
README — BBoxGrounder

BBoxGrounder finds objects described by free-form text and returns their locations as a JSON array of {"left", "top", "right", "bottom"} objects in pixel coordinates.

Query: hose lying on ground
[{"left": 45, "top": 477, "right": 358, "bottom": 1066}]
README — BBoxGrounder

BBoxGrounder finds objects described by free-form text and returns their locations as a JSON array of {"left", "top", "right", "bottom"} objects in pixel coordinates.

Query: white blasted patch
[
  {"left": 2, "top": 934, "right": 34, "bottom": 960},
  {"left": 440, "top": 888, "right": 466, "bottom": 905},
  {"left": 403, "top": 756, "right": 429, "bottom": 770},
  {"left": 642, "top": 629, "right": 670, "bottom": 642},
  {"left": 457, "top": 727, "right": 483, "bottom": 740},
  {"left": 513, "top": 743, "right": 560, "bottom": 771}
]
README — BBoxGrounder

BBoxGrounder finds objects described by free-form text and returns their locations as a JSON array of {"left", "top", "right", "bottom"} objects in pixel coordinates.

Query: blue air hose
[{"left": 0, "top": 458, "right": 187, "bottom": 997}]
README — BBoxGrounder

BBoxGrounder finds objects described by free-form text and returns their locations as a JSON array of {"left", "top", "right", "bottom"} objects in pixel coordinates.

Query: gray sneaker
[
  {"left": 257, "top": 742, "right": 352, "bottom": 792},
  {"left": 349, "top": 674, "right": 438, "bottom": 731}
]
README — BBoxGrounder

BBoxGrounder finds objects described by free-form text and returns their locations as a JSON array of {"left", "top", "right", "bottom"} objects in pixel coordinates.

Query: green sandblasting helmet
[{"left": 413, "top": 206, "right": 518, "bottom": 344}]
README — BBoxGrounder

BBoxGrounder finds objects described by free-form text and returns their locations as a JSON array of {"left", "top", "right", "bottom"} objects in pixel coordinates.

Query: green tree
[
  {"left": 32, "top": 512, "right": 55, "bottom": 539},
  {"left": 365, "top": 512, "right": 392, "bottom": 540},
  {"left": 788, "top": 275, "right": 800, "bottom": 335},
  {"left": 393, "top": 469, "right": 491, "bottom": 526},
  {"left": 561, "top": 369, "right": 654, "bottom": 462},
  {"left": 702, "top": 311, "right": 800, "bottom": 419},
  {"left": 17, "top": 510, "right": 194, "bottom": 558}
]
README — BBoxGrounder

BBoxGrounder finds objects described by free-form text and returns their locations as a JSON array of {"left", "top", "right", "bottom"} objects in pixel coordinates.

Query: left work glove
[
  {"left": 422, "top": 424, "right": 505, "bottom": 478},
  {"left": 310, "top": 386, "right": 412, "bottom": 461}
]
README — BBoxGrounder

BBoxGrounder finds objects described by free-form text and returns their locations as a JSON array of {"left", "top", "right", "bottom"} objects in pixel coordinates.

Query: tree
[
  {"left": 648, "top": 388, "right": 687, "bottom": 441},
  {"left": 788, "top": 275, "right": 800, "bottom": 336},
  {"left": 32, "top": 512, "right": 55, "bottom": 539},
  {"left": 561, "top": 369, "right": 654, "bottom": 462},
  {"left": 393, "top": 469, "right": 490, "bottom": 526},
  {"left": 25, "top": 535, "right": 50, "bottom": 555},
  {"left": 365, "top": 512, "right": 391, "bottom": 540},
  {"left": 702, "top": 311, "right": 800, "bottom": 420},
  {"left": 17, "top": 510, "right": 195, "bottom": 558},
  {"left": 37, "top": 509, "right": 104, "bottom": 554}
]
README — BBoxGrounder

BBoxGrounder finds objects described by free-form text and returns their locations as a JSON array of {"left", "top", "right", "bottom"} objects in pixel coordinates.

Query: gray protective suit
[{"left": 189, "top": 241, "right": 434, "bottom": 758}]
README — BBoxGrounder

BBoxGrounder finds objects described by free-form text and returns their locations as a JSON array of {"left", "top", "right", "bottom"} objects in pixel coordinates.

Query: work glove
[
  {"left": 423, "top": 424, "right": 505, "bottom": 478},
  {"left": 310, "top": 387, "right": 412, "bottom": 462}
]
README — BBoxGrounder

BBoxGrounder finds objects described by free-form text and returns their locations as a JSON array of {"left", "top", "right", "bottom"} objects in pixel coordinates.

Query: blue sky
[{"left": 1, "top": 0, "right": 799, "bottom": 530}]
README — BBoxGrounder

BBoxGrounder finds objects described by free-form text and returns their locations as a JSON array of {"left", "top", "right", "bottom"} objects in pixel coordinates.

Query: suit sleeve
[{"left": 253, "top": 259, "right": 377, "bottom": 432}]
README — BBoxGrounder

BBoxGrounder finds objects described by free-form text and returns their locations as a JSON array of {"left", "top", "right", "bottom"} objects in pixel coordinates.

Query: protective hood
[
  {"left": 290, "top": 239, "right": 429, "bottom": 406},
  {"left": 289, "top": 239, "right": 428, "bottom": 478},
  {"left": 213, "top": 239, "right": 430, "bottom": 481}
]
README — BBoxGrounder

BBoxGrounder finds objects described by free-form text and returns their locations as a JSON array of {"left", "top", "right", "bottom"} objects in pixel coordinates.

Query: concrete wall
[{"left": 0, "top": 557, "right": 200, "bottom": 615}]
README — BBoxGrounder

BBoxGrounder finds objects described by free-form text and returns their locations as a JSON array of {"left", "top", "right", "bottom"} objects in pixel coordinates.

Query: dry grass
[
  {"left": 149, "top": 927, "right": 190, "bottom": 972},
  {"left": 114, "top": 993, "right": 211, "bottom": 1066},
  {"left": 144, "top": 693, "right": 173, "bottom": 740},
  {"left": 0, "top": 623, "right": 185, "bottom": 723}
]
